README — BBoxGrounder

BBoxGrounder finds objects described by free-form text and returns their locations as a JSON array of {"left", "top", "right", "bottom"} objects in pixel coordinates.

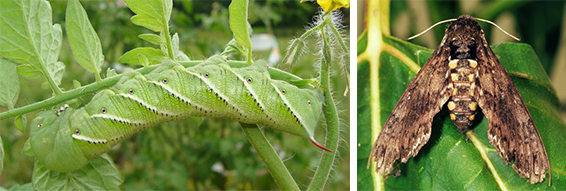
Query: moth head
[
  {"left": 446, "top": 16, "right": 483, "bottom": 60},
  {"left": 408, "top": 15, "right": 520, "bottom": 42},
  {"left": 447, "top": 15, "right": 483, "bottom": 38}
]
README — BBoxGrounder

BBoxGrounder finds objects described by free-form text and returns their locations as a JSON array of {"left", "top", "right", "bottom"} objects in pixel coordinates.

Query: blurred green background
[
  {"left": 358, "top": 0, "right": 566, "bottom": 131},
  {"left": 0, "top": 0, "right": 350, "bottom": 190}
]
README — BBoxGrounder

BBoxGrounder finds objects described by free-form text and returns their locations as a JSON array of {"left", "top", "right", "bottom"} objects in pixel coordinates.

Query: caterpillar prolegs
[{"left": 30, "top": 56, "right": 328, "bottom": 172}]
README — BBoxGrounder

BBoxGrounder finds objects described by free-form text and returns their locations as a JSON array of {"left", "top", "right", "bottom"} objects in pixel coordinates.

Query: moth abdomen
[{"left": 447, "top": 59, "right": 479, "bottom": 133}]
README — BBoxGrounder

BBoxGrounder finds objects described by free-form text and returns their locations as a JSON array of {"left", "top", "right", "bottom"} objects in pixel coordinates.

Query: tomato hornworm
[
  {"left": 30, "top": 56, "right": 330, "bottom": 172},
  {"left": 367, "top": 15, "right": 551, "bottom": 184}
]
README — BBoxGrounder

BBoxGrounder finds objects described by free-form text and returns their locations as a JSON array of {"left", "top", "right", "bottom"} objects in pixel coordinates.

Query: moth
[
  {"left": 30, "top": 56, "right": 330, "bottom": 172},
  {"left": 367, "top": 15, "right": 551, "bottom": 185}
]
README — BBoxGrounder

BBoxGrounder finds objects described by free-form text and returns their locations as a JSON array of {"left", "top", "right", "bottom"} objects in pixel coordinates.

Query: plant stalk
[
  {"left": 241, "top": 124, "right": 300, "bottom": 190},
  {"left": 307, "top": 15, "right": 340, "bottom": 191}
]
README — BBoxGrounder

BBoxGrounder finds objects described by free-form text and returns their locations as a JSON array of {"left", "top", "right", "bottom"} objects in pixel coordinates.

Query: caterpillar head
[
  {"left": 30, "top": 108, "right": 89, "bottom": 172},
  {"left": 270, "top": 80, "right": 330, "bottom": 151}
]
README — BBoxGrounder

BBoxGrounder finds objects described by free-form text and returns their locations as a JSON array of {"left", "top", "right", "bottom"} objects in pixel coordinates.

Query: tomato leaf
[{"left": 66, "top": 0, "right": 104, "bottom": 77}]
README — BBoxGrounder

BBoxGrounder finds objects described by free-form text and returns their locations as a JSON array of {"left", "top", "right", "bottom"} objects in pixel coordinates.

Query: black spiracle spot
[
  {"left": 101, "top": 107, "right": 107, "bottom": 114},
  {"left": 162, "top": 78, "right": 168, "bottom": 84},
  {"left": 308, "top": 100, "right": 311, "bottom": 106},
  {"left": 281, "top": 89, "right": 286, "bottom": 95},
  {"left": 128, "top": 88, "right": 135, "bottom": 95},
  {"left": 75, "top": 129, "right": 80, "bottom": 135},
  {"left": 246, "top": 77, "right": 252, "bottom": 84},
  {"left": 203, "top": 72, "right": 210, "bottom": 78},
  {"left": 38, "top": 124, "right": 43, "bottom": 128}
]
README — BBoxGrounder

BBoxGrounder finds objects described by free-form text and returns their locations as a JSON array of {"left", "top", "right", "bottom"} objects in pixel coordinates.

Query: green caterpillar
[{"left": 30, "top": 56, "right": 328, "bottom": 172}]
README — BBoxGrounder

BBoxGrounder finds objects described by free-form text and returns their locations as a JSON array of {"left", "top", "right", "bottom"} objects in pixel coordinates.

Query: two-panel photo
[{"left": 0, "top": 0, "right": 564, "bottom": 190}]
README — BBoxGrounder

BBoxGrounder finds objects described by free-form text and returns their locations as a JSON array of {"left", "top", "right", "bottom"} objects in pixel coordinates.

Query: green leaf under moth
[
  {"left": 124, "top": 0, "right": 172, "bottom": 33},
  {"left": 31, "top": 154, "right": 122, "bottom": 190},
  {"left": 358, "top": 33, "right": 566, "bottom": 190},
  {"left": 229, "top": 0, "right": 252, "bottom": 50},
  {"left": 66, "top": 0, "right": 104, "bottom": 76},
  {"left": 0, "top": 59, "right": 20, "bottom": 109},
  {"left": 118, "top": 47, "right": 166, "bottom": 65}
]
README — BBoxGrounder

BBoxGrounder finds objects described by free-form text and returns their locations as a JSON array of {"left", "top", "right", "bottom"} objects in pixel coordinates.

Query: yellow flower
[{"left": 317, "top": 0, "right": 350, "bottom": 12}]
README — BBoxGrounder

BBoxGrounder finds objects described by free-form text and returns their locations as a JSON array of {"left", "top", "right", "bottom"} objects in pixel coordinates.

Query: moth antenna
[
  {"left": 476, "top": 18, "right": 521, "bottom": 41},
  {"left": 407, "top": 18, "right": 458, "bottom": 40},
  {"left": 310, "top": 138, "right": 333, "bottom": 152}
]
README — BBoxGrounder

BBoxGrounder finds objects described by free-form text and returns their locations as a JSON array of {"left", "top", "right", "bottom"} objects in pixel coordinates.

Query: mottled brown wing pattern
[
  {"left": 368, "top": 43, "right": 454, "bottom": 175},
  {"left": 475, "top": 41, "right": 551, "bottom": 184}
]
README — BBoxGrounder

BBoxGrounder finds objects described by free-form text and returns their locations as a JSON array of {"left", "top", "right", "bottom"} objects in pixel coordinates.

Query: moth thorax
[
  {"left": 450, "top": 39, "right": 477, "bottom": 59},
  {"left": 447, "top": 59, "right": 478, "bottom": 133}
]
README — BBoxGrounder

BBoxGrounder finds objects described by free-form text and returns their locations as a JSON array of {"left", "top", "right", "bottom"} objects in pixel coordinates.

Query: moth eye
[
  {"left": 75, "top": 129, "right": 80, "bottom": 135},
  {"left": 308, "top": 100, "right": 311, "bottom": 106},
  {"left": 246, "top": 77, "right": 252, "bottom": 84},
  {"left": 38, "top": 124, "right": 43, "bottom": 128},
  {"left": 128, "top": 89, "right": 135, "bottom": 95},
  {"left": 203, "top": 73, "right": 210, "bottom": 78},
  {"left": 101, "top": 107, "right": 107, "bottom": 114},
  {"left": 162, "top": 78, "right": 168, "bottom": 84},
  {"left": 281, "top": 89, "right": 286, "bottom": 94}
]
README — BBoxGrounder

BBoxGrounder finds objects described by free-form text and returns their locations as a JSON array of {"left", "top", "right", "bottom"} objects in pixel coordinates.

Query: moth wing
[
  {"left": 475, "top": 47, "right": 550, "bottom": 184},
  {"left": 369, "top": 47, "right": 453, "bottom": 175}
]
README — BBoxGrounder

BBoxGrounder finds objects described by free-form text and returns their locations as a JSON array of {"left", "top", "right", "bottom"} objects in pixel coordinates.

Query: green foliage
[
  {"left": 0, "top": 0, "right": 63, "bottom": 94},
  {"left": 118, "top": 47, "right": 166, "bottom": 65},
  {"left": 14, "top": 115, "right": 26, "bottom": 133},
  {"left": 65, "top": 0, "right": 104, "bottom": 81},
  {"left": 229, "top": 0, "right": 252, "bottom": 60},
  {"left": 32, "top": 154, "right": 121, "bottom": 190},
  {"left": 126, "top": 0, "right": 172, "bottom": 33},
  {"left": 138, "top": 34, "right": 164, "bottom": 45},
  {"left": 118, "top": 0, "right": 191, "bottom": 65},
  {"left": 0, "top": 59, "right": 20, "bottom": 109},
  {"left": 0, "top": 0, "right": 349, "bottom": 190}
]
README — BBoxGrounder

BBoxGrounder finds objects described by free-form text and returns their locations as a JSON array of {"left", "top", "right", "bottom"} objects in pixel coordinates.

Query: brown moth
[{"left": 367, "top": 15, "right": 551, "bottom": 185}]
